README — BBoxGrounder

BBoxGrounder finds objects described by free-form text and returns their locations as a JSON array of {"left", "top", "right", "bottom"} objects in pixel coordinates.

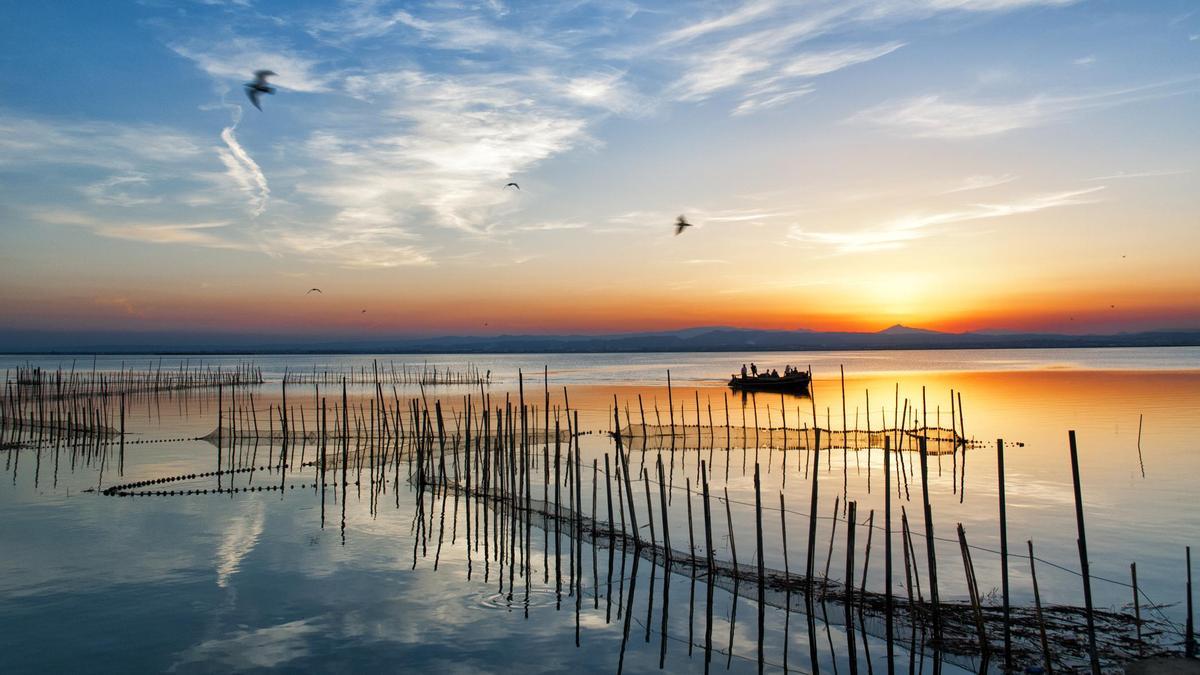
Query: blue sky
[{"left": 1, "top": 0, "right": 1198, "bottom": 335}]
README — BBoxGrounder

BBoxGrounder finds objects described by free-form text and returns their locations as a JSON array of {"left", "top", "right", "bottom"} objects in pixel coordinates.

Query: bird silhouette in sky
[
  {"left": 305, "top": 288, "right": 322, "bottom": 295},
  {"left": 361, "top": 309, "right": 367, "bottom": 313},
  {"left": 674, "top": 214, "right": 693, "bottom": 235},
  {"left": 505, "top": 182, "right": 520, "bottom": 190},
  {"left": 244, "top": 70, "right": 277, "bottom": 111}
]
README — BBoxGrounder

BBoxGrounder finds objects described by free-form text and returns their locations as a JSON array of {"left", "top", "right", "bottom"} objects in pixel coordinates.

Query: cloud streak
[
  {"left": 852, "top": 79, "right": 1199, "bottom": 139},
  {"left": 218, "top": 108, "right": 269, "bottom": 216},
  {"left": 789, "top": 186, "right": 1105, "bottom": 253}
]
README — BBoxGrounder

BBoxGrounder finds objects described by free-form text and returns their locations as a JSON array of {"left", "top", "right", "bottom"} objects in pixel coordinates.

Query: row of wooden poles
[
  {"left": 7, "top": 361, "right": 263, "bottom": 399},
  {"left": 1, "top": 385, "right": 126, "bottom": 445},
  {"left": 5, "top": 393, "right": 129, "bottom": 490},
  {"left": 187, "top": 367, "right": 1195, "bottom": 673},
  {"left": 604, "top": 369, "right": 977, "bottom": 519},
  {"left": 280, "top": 361, "right": 490, "bottom": 386}
]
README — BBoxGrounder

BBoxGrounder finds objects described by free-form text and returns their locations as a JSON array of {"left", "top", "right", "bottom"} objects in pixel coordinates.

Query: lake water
[{"left": 2, "top": 348, "right": 1198, "bottom": 673}]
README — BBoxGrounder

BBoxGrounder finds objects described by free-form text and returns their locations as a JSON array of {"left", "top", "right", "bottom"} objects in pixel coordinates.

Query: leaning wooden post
[
  {"left": 724, "top": 487, "right": 739, "bottom": 573},
  {"left": 119, "top": 392, "right": 125, "bottom": 475},
  {"left": 957, "top": 523, "right": 989, "bottom": 658},
  {"left": 1131, "top": 562, "right": 1142, "bottom": 654},
  {"left": 701, "top": 461, "right": 715, "bottom": 573},
  {"left": 1187, "top": 545, "right": 1195, "bottom": 658},
  {"left": 615, "top": 399, "right": 639, "bottom": 548},
  {"left": 1028, "top": 540, "right": 1053, "bottom": 675},
  {"left": 656, "top": 455, "right": 671, "bottom": 561},
  {"left": 217, "top": 384, "right": 223, "bottom": 449},
  {"left": 1068, "top": 430, "right": 1101, "bottom": 675},
  {"left": 998, "top": 438, "right": 1012, "bottom": 671},
  {"left": 667, "top": 370, "right": 675, "bottom": 437},
  {"left": 643, "top": 467, "right": 657, "bottom": 551}
]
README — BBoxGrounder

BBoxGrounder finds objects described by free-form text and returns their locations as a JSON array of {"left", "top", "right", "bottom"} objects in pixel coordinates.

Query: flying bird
[
  {"left": 244, "top": 70, "right": 277, "bottom": 111},
  {"left": 305, "top": 288, "right": 322, "bottom": 295},
  {"left": 361, "top": 309, "right": 367, "bottom": 313},
  {"left": 505, "top": 182, "right": 520, "bottom": 190},
  {"left": 674, "top": 214, "right": 693, "bottom": 236}
]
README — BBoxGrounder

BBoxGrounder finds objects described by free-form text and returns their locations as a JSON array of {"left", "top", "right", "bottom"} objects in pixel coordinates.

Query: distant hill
[{"left": 1, "top": 326, "right": 1198, "bottom": 354}]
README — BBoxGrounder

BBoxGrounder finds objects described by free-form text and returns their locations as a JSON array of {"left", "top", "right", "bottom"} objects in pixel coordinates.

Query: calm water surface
[{"left": 2, "top": 348, "right": 1198, "bottom": 673}]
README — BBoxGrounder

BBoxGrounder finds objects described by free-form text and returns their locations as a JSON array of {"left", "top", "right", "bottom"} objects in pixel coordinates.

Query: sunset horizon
[{"left": 2, "top": 1, "right": 1198, "bottom": 344}]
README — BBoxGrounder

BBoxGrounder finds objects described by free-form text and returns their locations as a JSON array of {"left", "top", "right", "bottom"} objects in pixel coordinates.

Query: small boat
[{"left": 728, "top": 370, "right": 811, "bottom": 394}]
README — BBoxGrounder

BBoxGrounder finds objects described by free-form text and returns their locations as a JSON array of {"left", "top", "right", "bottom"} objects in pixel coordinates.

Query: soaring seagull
[
  {"left": 305, "top": 288, "right": 322, "bottom": 295},
  {"left": 505, "top": 182, "right": 520, "bottom": 190},
  {"left": 674, "top": 214, "right": 693, "bottom": 235},
  {"left": 244, "top": 70, "right": 277, "bottom": 111}
]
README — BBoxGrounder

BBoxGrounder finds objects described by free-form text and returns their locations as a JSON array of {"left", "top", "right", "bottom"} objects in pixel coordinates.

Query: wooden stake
[
  {"left": 1028, "top": 540, "right": 1053, "bottom": 675},
  {"left": 998, "top": 438, "right": 1012, "bottom": 671},
  {"left": 1068, "top": 431, "right": 1101, "bottom": 674}
]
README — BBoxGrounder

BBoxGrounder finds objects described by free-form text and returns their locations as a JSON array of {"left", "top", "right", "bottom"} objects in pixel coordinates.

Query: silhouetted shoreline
[{"left": 2, "top": 326, "right": 1198, "bottom": 355}]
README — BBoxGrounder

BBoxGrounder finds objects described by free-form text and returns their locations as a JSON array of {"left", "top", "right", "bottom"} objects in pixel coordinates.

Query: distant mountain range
[{"left": 2, "top": 325, "right": 1199, "bottom": 354}]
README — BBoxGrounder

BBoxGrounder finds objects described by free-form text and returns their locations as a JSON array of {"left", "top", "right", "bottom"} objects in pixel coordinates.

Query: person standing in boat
[
  {"left": 750, "top": 363, "right": 758, "bottom": 377},
  {"left": 741, "top": 364, "right": 748, "bottom": 379}
]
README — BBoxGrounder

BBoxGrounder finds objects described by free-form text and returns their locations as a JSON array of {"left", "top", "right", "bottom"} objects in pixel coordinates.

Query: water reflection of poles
[
  {"left": 845, "top": 500, "right": 858, "bottom": 675},
  {"left": 780, "top": 491, "right": 791, "bottom": 673},
  {"left": 617, "top": 552, "right": 640, "bottom": 675},
  {"left": 701, "top": 460, "right": 715, "bottom": 672},
  {"left": 754, "top": 463, "right": 765, "bottom": 675}
]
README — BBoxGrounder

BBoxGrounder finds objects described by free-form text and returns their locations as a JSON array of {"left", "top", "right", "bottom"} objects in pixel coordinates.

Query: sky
[{"left": 1, "top": 0, "right": 1198, "bottom": 340}]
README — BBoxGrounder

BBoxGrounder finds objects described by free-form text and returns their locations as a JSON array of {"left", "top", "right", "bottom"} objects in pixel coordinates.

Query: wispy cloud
[
  {"left": 81, "top": 173, "right": 162, "bottom": 207},
  {"left": 656, "top": 0, "right": 1076, "bottom": 114},
  {"left": 292, "top": 68, "right": 591, "bottom": 249},
  {"left": 35, "top": 208, "right": 250, "bottom": 250},
  {"left": 852, "top": 79, "right": 1198, "bottom": 139},
  {"left": 789, "top": 186, "right": 1105, "bottom": 253},
  {"left": 0, "top": 114, "right": 203, "bottom": 169},
  {"left": 170, "top": 37, "right": 333, "bottom": 92},
  {"left": 307, "top": 0, "right": 557, "bottom": 54},
  {"left": 1086, "top": 169, "right": 1190, "bottom": 181},
  {"left": 514, "top": 221, "right": 587, "bottom": 232},
  {"left": 940, "top": 173, "right": 1018, "bottom": 193}
]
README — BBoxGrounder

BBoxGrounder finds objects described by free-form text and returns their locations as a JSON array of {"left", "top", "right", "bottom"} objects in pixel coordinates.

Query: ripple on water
[{"left": 475, "top": 586, "right": 560, "bottom": 612}]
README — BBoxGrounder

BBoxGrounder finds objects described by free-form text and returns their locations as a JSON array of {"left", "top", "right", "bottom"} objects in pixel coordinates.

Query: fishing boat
[{"left": 727, "top": 370, "right": 811, "bottom": 394}]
